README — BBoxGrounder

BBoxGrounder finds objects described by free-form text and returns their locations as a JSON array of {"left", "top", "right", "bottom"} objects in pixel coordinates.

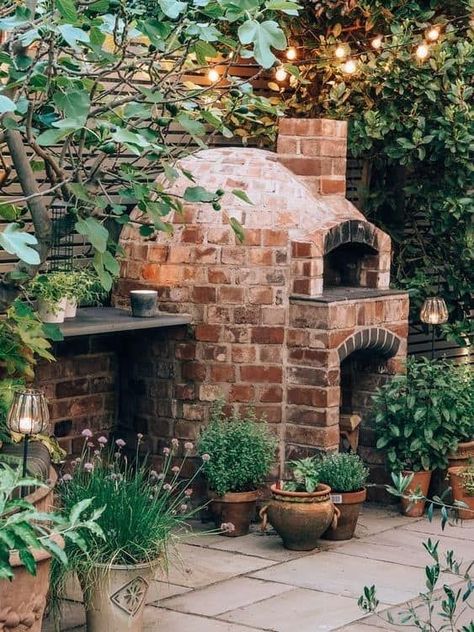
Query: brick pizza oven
[{"left": 115, "top": 118, "right": 409, "bottom": 488}]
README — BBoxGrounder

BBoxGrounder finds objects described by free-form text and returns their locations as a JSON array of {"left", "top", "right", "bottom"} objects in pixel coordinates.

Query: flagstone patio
[{"left": 45, "top": 505, "right": 474, "bottom": 632}]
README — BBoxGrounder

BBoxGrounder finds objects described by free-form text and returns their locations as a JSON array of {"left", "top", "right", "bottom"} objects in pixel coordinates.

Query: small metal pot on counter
[{"left": 130, "top": 290, "right": 158, "bottom": 317}]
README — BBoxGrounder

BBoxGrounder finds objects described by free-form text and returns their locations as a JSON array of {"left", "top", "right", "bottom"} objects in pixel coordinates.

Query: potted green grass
[
  {"left": 197, "top": 401, "right": 277, "bottom": 537},
  {"left": 54, "top": 432, "right": 207, "bottom": 632},
  {"left": 318, "top": 453, "right": 369, "bottom": 540}
]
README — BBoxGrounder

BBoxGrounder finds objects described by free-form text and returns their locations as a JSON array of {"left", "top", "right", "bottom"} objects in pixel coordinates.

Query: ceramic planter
[
  {"left": 37, "top": 297, "right": 67, "bottom": 323},
  {"left": 322, "top": 488, "right": 367, "bottom": 541},
  {"left": 448, "top": 467, "right": 474, "bottom": 520},
  {"left": 0, "top": 534, "right": 64, "bottom": 632},
  {"left": 64, "top": 297, "right": 78, "bottom": 319},
  {"left": 130, "top": 290, "right": 158, "bottom": 318},
  {"left": 82, "top": 561, "right": 157, "bottom": 632},
  {"left": 210, "top": 490, "right": 259, "bottom": 537},
  {"left": 448, "top": 440, "right": 474, "bottom": 469},
  {"left": 260, "top": 484, "right": 338, "bottom": 551},
  {"left": 400, "top": 470, "right": 432, "bottom": 517}
]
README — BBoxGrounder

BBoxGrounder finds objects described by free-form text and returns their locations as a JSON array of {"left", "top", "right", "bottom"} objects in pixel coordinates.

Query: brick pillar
[{"left": 277, "top": 118, "right": 347, "bottom": 196}]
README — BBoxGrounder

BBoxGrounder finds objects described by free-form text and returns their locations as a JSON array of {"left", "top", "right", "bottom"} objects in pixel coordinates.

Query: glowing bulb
[
  {"left": 415, "top": 44, "right": 430, "bottom": 60},
  {"left": 342, "top": 59, "right": 357, "bottom": 74},
  {"left": 335, "top": 45, "right": 347, "bottom": 59},
  {"left": 275, "top": 66, "right": 287, "bottom": 82},
  {"left": 207, "top": 68, "right": 220, "bottom": 83},
  {"left": 286, "top": 46, "right": 297, "bottom": 61},
  {"left": 426, "top": 26, "right": 440, "bottom": 42},
  {"left": 371, "top": 35, "right": 383, "bottom": 50}
]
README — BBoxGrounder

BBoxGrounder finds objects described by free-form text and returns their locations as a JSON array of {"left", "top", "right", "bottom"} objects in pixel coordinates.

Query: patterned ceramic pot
[{"left": 83, "top": 561, "right": 158, "bottom": 632}]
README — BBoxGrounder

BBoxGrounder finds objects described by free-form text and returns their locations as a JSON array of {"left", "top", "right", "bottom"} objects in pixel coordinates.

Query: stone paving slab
[
  {"left": 145, "top": 609, "right": 262, "bottom": 631},
  {"left": 250, "top": 551, "right": 461, "bottom": 605},
  {"left": 160, "top": 577, "right": 293, "bottom": 616},
  {"left": 201, "top": 531, "right": 314, "bottom": 562},
  {"left": 400, "top": 517, "right": 474, "bottom": 540}
]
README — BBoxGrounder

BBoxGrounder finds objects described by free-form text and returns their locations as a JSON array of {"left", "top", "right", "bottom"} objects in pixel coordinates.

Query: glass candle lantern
[
  {"left": 6, "top": 388, "right": 50, "bottom": 436},
  {"left": 420, "top": 297, "right": 449, "bottom": 325}
]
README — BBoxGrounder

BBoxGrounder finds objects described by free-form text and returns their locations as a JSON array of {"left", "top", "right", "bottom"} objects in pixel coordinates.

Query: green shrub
[
  {"left": 197, "top": 401, "right": 277, "bottom": 495},
  {"left": 317, "top": 453, "right": 369, "bottom": 493},
  {"left": 372, "top": 358, "right": 473, "bottom": 473},
  {"left": 284, "top": 457, "right": 320, "bottom": 493}
]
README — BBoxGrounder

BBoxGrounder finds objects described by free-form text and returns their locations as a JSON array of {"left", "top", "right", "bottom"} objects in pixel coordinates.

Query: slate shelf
[
  {"left": 59, "top": 307, "right": 191, "bottom": 338},
  {"left": 291, "top": 287, "right": 408, "bottom": 304}
]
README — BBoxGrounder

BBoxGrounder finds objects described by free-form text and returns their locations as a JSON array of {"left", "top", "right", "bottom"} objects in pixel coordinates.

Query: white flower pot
[
  {"left": 64, "top": 297, "right": 77, "bottom": 319},
  {"left": 37, "top": 297, "right": 67, "bottom": 324},
  {"left": 83, "top": 561, "right": 157, "bottom": 632}
]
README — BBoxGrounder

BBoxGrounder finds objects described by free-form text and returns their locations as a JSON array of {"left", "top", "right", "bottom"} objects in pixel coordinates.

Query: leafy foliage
[
  {"left": 371, "top": 358, "right": 474, "bottom": 472},
  {"left": 197, "top": 400, "right": 277, "bottom": 495},
  {"left": 0, "top": 463, "right": 103, "bottom": 580},
  {"left": 316, "top": 452, "right": 369, "bottom": 493},
  {"left": 281, "top": 0, "right": 473, "bottom": 340},
  {"left": 284, "top": 456, "right": 320, "bottom": 493}
]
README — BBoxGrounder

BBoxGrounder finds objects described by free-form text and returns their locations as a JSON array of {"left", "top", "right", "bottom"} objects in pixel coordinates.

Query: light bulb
[
  {"left": 207, "top": 68, "right": 220, "bottom": 83},
  {"left": 426, "top": 26, "right": 440, "bottom": 42},
  {"left": 286, "top": 47, "right": 297, "bottom": 61},
  {"left": 275, "top": 67, "right": 287, "bottom": 82},
  {"left": 342, "top": 59, "right": 357, "bottom": 74},
  {"left": 371, "top": 35, "right": 383, "bottom": 50},
  {"left": 415, "top": 44, "right": 430, "bottom": 60},
  {"left": 335, "top": 45, "right": 347, "bottom": 59}
]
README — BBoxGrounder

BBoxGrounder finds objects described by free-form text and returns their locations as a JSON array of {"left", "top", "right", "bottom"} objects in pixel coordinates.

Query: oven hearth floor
[
  {"left": 45, "top": 504, "right": 474, "bottom": 631},
  {"left": 292, "top": 287, "right": 407, "bottom": 303}
]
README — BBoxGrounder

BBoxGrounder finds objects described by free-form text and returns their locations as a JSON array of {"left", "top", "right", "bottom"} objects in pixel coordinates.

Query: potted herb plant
[
  {"left": 53, "top": 433, "right": 207, "bottom": 632},
  {"left": 29, "top": 272, "right": 69, "bottom": 323},
  {"left": 260, "top": 457, "right": 338, "bottom": 551},
  {"left": 448, "top": 462, "right": 474, "bottom": 520},
  {"left": 0, "top": 463, "right": 100, "bottom": 632},
  {"left": 446, "top": 364, "right": 474, "bottom": 468},
  {"left": 197, "top": 401, "right": 277, "bottom": 537},
  {"left": 372, "top": 357, "right": 467, "bottom": 517},
  {"left": 318, "top": 452, "right": 369, "bottom": 541}
]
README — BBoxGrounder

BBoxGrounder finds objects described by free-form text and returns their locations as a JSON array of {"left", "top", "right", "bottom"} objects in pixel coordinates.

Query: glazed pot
[
  {"left": 82, "top": 560, "right": 157, "bottom": 632},
  {"left": 37, "top": 297, "right": 67, "bottom": 323},
  {"left": 448, "top": 466, "right": 474, "bottom": 520},
  {"left": 64, "top": 297, "right": 77, "bottom": 319},
  {"left": 400, "top": 470, "right": 432, "bottom": 517},
  {"left": 448, "top": 440, "right": 474, "bottom": 469},
  {"left": 260, "top": 484, "right": 338, "bottom": 551},
  {"left": 0, "top": 534, "right": 64, "bottom": 632},
  {"left": 210, "top": 490, "right": 259, "bottom": 537},
  {"left": 130, "top": 290, "right": 158, "bottom": 318},
  {"left": 322, "top": 488, "right": 367, "bottom": 541}
]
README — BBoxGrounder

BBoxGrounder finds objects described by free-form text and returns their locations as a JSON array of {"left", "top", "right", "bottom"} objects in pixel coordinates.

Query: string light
[
  {"left": 415, "top": 43, "right": 430, "bottom": 60},
  {"left": 286, "top": 46, "right": 297, "bottom": 60},
  {"left": 426, "top": 26, "right": 441, "bottom": 41},
  {"left": 207, "top": 68, "right": 220, "bottom": 83},
  {"left": 371, "top": 35, "right": 383, "bottom": 49},
  {"left": 335, "top": 45, "right": 347, "bottom": 59},
  {"left": 342, "top": 58, "right": 357, "bottom": 74},
  {"left": 275, "top": 66, "right": 288, "bottom": 81}
]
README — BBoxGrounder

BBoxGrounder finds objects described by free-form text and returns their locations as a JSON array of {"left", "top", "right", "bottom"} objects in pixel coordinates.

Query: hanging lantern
[{"left": 420, "top": 297, "right": 449, "bottom": 325}]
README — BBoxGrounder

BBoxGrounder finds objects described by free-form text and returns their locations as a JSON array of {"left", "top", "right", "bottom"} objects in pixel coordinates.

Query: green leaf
[
  {"left": 53, "top": 90, "right": 90, "bottom": 121},
  {"left": 232, "top": 189, "right": 253, "bottom": 205},
  {"left": 176, "top": 113, "right": 205, "bottom": 138},
  {"left": 0, "top": 95, "right": 16, "bottom": 114},
  {"left": 158, "top": 0, "right": 186, "bottom": 18},
  {"left": 183, "top": 186, "right": 215, "bottom": 203},
  {"left": 56, "top": 0, "right": 77, "bottom": 21},
  {"left": 69, "top": 497, "right": 93, "bottom": 525},
  {"left": 58, "top": 24, "right": 89, "bottom": 49},
  {"left": 230, "top": 217, "right": 245, "bottom": 243},
  {"left": 238, "top": 20, "right": 286, "bottom": 69},
  {"left": 75, "top": 217, "right": 108, "bottom": 253},
  {"left": 0, "top": 224, "right": 40, "bottom": 265},
  {"left": 0, "top": 203, "right": 20, "bottom": 221},
  {"left": 42, "top": 323, "right": 64, "bottom": 341},
  {"left": 194, "top": 40, "right": 218, "bottom": 65},
  {"left": 36, "top": 127, "right": 74, "bottom": 146}
]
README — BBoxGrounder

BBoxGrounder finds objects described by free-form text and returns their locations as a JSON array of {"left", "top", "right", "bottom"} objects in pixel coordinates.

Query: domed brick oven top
[{"left": 116, "top": 118, "right": 408, "bottom": 490}]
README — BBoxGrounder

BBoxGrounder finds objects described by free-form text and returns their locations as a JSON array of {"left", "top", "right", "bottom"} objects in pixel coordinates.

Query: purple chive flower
[
  {"left": 185, "top": 488, "right": 193, "bottom": 497},
  {"left": 81, "top": 429, "right": 93, "bottom": 438},
  {"left": 163, "top": 447, "right": 170, "bottom": 456},
  {"left": 180, "top": 504, "right": 188, "bottom": 513},
  {"left": 171, "top": 466, "right": 180, "bottom": 474},
  {"left": 163, "top": 483, "right": 172, "bottom": 491},
  {"left": 171, "top": 438, "right": 179, "bottom": 448},
  {"left": 157, "top": 473, "right": 165, "bottom": 480},
  {"left": 220, "top": 522, "right": 235, "bottom": 534},
  {"left": 98, "top": 436, "right": 108, "bottom": 445},
  {"left": 202, "top": 453, "right": 211, "bottom": 462},
  {"left": 94, "top": 450, "right": 100, "bottom": 456},
  {"left": 115, "top": 439, "right": 126, "bottom": 449},
  {"left": 137, "top": 433, "right": 144, "bottom": 441},
  {"left": 61, "top": 473, "right": 73, "bottom": 482},
  {"left": 84, "top": 462, "right": 94, "bottom": 473},
  {"left": 87, "top": 441, "right": 95, "bottom": 449},
  {"left": 184, "top": 442, "right": 194, "bottom": 452},
  {"left": 150, "top": 470, "right": 159, "bottom": 479}
]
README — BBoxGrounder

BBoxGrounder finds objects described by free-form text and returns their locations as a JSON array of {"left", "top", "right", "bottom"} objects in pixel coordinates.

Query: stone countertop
[{"left": 59, "top": 307, "right": 191, "bottom": 338}]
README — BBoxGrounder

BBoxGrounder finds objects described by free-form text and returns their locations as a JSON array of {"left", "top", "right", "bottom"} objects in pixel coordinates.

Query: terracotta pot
[
  {"left": 24, "top": 467, "right": 57, "bottom": 512},
  {"left": 322, "top": 488, "right": 367, "bottom": 541},
  {"left": 400, "top": 470, "right": 432, "bottom": 517},
  {"left": 83, "top": 561, "right": 157, "bottom": 632},
  {"left": 448, "top": 466, "right": 474, "bottom": 520},
  {"left": 210, "top": 490, "right": 259, "bottom": 537},
  {"left": 260, "top": 484, "right": 337, "bottom": 551},
  {"left": 448, "top": 440, "right": 474, "bottom": 469},
  {"left": 0, "top": 534, "right": 64, "bottom": 632}
]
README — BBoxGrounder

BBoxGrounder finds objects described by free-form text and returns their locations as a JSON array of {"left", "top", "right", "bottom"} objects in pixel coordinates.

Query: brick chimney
[{"left": 277, "top": 118, "right": 348, "bottom": 197}]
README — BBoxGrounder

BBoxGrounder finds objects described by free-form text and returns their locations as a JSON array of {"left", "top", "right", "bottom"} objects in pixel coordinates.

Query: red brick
[
  {"left": 192, "top": 286, "right": 216, "bottom": 303},
  {"left": 167, "top": 245, "right": 192, "bottom": 263},
  {"left": 287, "top": 387, "right": 328, "bottom": 407},
  {"left": 207, "top": 228, "right": 233, "bottom": 245},
  {"left": 175, "top": 342, "right": 196, "bottom": 360},
  {"left": 320, "top": 178, "right": 346, "bottom": 195},
  {"left": 230, "top": 384, "right": 255, "bottom": 402},
  {"left": 249, "top": 249, "right": 273, "bottom": 266},
  {"left": 180, "top": 226, "right": 203, "bottom": 244},
  {"left": 55, "top": 378, "right": 89, "bottom": 399},
  {"left": 244, "top": 229, "right": 262, "bottom": 246},
  {"left": 254, "top": 406, "right": 282, "bottom": 424},
  {"left": 234, "top": 306, "right": 261, "bottom": 325},
  {"left": 219, "top": 287, "right": 245, "bottom": 304},
  {"left": 148, "top": 245, "right": 169, "bottom": 262},
  {"left": 250, "top": 327, "right": 285, "bottom": 345},
  {"left": 259, "top": 347, "right": 283, "bottom": 363},
  {"left": 232, "top": 346, "right": 257, "bottom": 363},
  {"left": 175, "top": 383, "right": 195, "bottom": 400},
  {"left": 221, "top": 247, "right": 246, "bottom": 265},
  {"left": 262, "top": 307, "right": 286, "bottom": 325},
  {"left": 240, "top": 366, "right": 282, "bottom": 383},
  {"left": 210, "top": 364, "right": 235, "bottom": 382},
  {"left": 285, "top": 424, "right": 339, "bottom": 448},
  {"left": 182, "top": 362, "right": 207, "bottom": 381},
  {"left": 278, "top": 119, "right": 324, "bottom": 136},
  {"left": 199, "top": 343, "right": 229, "bottom": 362},
  {"left": 248, "top": 287, "right": 273, "bottom": 305},
  {"left": 278, "top": 157, "right": 322, "bottom": 177},
  {"left": 207, "top": 306, "right": 233, "bottom": 324},
  {"left": 259, "top": 386, "right": 283, "bottom": 403},
  {"left": 262, "top": 230, "right": 287, "bottom": 247},
  {"left": 195, "top": 246, "right": 219, "bottom": 263},
  {"left": 276, "top": 136, "right": 299, "bottom": 154},
  {"left": 195, "top": 324, "right": 222, "bottom": 342},
  {"left": 208, "top": 268, "right": 231, "bottom": 284}
]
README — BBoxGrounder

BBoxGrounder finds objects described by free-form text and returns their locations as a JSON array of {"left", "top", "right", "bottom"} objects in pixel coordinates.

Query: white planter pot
[
  {"left": 37, "top": 297, "right": 67, "bottom": 323},
  {"left": 64, "top": 297, "right": 77, "bottom": 319},
  {"left": 83, "top": 561, "right": 157, "bottom": 632}
]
